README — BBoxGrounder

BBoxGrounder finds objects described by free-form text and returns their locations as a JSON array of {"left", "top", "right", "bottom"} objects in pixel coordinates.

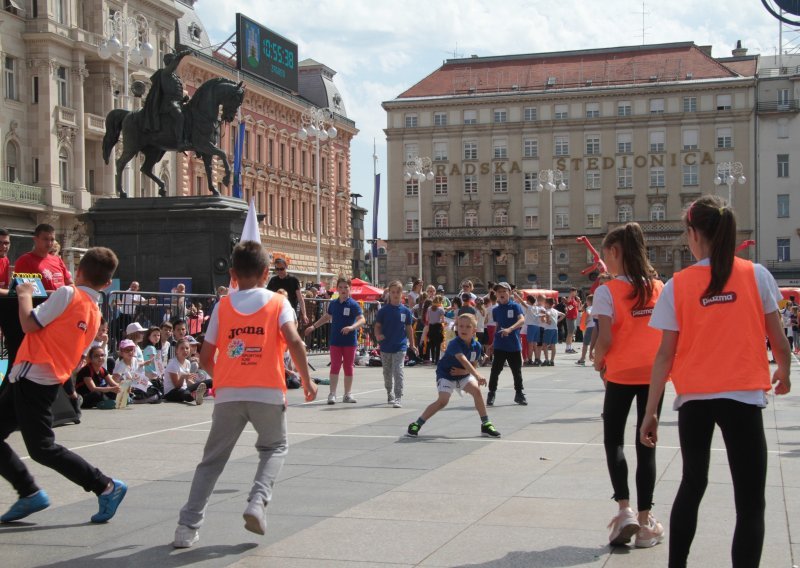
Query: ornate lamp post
[
  {"left": 297, "top": 108, "right": 337, "bottom": 286},
  {"left": 97, "top": 9, "right": 153, "bottom": 197},
  {"left": 404, "top": 156, "right": 434, "bottom": 282},
  {"left": 713, "top": 161, "right": 746, "bottom": 207},
  {"left": 537, "top": 169, "right": 567, "bottom": 290}
]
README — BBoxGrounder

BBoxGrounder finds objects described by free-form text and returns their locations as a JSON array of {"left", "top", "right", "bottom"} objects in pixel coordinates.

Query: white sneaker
[
  {"left": 607, "top": 507, "right": 640, "bottom": 546},
  {"left": 173, "top": 524, "right": 199, "bottom": 548},
  {"left": 327, "top": 393, "right": 336, "bottom": 405},
  {"left": 243, "top": 499, "right": 267, "bottom": 535},
  {"left": 634, "top": 513, "right": 665, "bottom": 548},
  {"left": 387, "top": 393, "right": 396, "bottom": 405},
  {"left": 342, "top": 394, "right": 357, "bottom": 403},
  {"left": 392, "top": 398, "right": 402, "bottom": 408},
  {"left": 194, "top": 383, "right": 207, "bottom": 406}
]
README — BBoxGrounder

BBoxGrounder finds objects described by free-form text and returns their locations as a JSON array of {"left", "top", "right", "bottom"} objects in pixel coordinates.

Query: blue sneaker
[
  {"left": 91, "top": 480, "right": 127, "bottom": 523},
  {"left": 1, "top": 490, "right": 50, "bottom": 522}
]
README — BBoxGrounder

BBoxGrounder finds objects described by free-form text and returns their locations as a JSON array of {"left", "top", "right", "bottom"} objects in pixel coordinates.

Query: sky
[{"left": 194, "top": 0, "right": 795, "bottom": 246}]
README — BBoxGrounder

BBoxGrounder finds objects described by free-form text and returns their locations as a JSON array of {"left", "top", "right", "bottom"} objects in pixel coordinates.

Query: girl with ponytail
[
  {"left": 641, "top": 195, "right": 791, "bottom": 567},
  {"left": 593, "top": 221, "right": 665, "bottom": 548}
]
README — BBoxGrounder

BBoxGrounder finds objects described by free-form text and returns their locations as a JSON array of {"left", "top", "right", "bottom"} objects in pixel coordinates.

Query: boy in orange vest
[
  {"left": 0, "top": 247, "right": 127, "bottom": 524},
  {"left": 173, "top": 241, "right": 317, "bottom": 548}
]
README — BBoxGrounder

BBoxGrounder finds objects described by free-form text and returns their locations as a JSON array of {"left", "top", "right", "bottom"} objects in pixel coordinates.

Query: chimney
[
  {"left": 732, "top": 40, "right": 748, "bottom": 57},
  {"left": 698, "top": 45, "right": 713, "bottom": 57}
]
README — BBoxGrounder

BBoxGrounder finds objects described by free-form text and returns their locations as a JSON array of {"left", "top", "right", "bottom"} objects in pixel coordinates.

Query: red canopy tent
[{"left": 349, "top": 278, "right": 384, "bottom": 301}]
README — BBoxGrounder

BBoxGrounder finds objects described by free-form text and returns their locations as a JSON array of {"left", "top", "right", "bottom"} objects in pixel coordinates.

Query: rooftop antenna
[{"left": 636, "top": 2, "right": 650, "bottom": 45}]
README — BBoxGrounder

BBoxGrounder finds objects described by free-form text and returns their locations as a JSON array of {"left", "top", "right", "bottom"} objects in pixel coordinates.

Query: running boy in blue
[
  {"left": 374, "top": 280, "right": 418, "bottom": 408},
  {"left": 407, "top": 314, "right": 500, "bottom": 438},
  {"left": 487, "top": 282, "right": 527, "bottom": 406}
]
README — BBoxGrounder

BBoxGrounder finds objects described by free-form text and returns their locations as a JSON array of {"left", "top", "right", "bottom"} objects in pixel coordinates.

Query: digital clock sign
[{"left": 235, "top": 13, "right": 299, "bottom": 93}]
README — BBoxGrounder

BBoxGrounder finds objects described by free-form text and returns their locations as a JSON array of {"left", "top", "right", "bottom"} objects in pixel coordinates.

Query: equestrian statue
[{"left": 102, "top": 49, "right": 245, "bottom": 198}]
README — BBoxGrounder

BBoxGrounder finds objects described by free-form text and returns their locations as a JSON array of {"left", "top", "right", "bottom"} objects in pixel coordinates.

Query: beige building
[{"left": 383, "top": 42, "right": 757, "bottom": 292}]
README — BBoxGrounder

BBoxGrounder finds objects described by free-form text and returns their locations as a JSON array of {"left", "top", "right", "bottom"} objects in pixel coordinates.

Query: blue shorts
[
  {"left": 542, "top": 328, "right": 558, "bottom": 345},
  {"left": 527, "top": 325, "right": 541, "bottom": 344},
  {"left": 582, "top": 326, "right": 594, "bottom": 346}
]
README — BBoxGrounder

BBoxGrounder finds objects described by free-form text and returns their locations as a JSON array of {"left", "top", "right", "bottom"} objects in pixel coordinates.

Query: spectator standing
[
  {"left": 11, "top": 224, "right": 72, "bottom": 292},
  {"left": 0, "top": 228, "right": 12, "bottom": 295},
  {"left": 266, "top": 258, "right": 307, "bottom": 325},
  {"left": 564, "top": 288, "right": 582, "bottom": 353}
]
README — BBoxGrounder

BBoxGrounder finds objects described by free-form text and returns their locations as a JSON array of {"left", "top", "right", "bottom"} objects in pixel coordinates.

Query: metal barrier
[{"left": 302, "top": 298, "right": 382, "bottom": 354}]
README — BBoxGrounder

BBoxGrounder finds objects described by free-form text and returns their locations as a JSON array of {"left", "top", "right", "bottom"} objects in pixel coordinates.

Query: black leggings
[
  {"left": 669, "top": 399, "right": 767, "bottom": 568},
  {"left": 603, "top": 381, "right": 663, "bottom": 512},
  {"left": 488, "top": 349, "right": 523, "bottom": 392},
  {"left": 428, "top": 323, "right": 444, "bottom": 363}
]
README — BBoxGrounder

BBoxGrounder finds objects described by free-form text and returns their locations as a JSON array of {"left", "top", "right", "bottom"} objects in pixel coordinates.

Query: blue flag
[{"left": 232, "top": 122, "right": 245, "bottom": 198}]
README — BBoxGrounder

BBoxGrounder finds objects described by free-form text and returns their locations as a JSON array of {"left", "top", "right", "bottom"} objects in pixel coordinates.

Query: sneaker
[
  {"left": 91, "top": 480, "right": 127, "bottom": 523},
  {"left": 327, "top": 393, "right": 336, "bottom": 405},
  {"left": 533, "top": 359, "right": 542, "bottom": 367},
  {"left": 486, "top": 391, "right": 495, "bottom": 406},
  {"left": 575, "top": 360, "right": 585, "bottom": 366},
  {"left": 97, "top": 398, "right": 117, "bottom": 410},
  {"left": 342, "top": 394, "right": 357, "bottom": 403},
  {"left": 514, "top": 391, "right": 528, "bottom": 406},
  {"left": 387, "top": 393, "right": 396, "bottom": 405},
  {"left": 547, "top": 360, "right": 555, "bottom": 367},
  {"left": 407, "top": 422, "right": 420, "bottom": 437},
  {"left": 173, "top": 524, "right": 200, "bottom": 548},
  {"left": 392, "top": 398, "right": 402, "bottom": 408},
  {"left": 607, "top": 507, "right": 640, "bottom": 546},
  {"left": 481, "top": 421, "right": 501, "bottom": 438},
  {"left": 194, "top": 383, "right": 207, "bottom": 406},
  {"left": 243, "top": 499, "right": 267, "bottom": 535},
  {"left": 0, "top": 490, "right": 50, "bottom": 522},
  {"left": 634, "top": 514, "right": 665, "bottom": 548}
]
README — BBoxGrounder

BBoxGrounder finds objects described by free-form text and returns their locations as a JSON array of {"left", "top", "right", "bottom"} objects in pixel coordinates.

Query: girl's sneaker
[
  {"left": 607, "top": 507, "right": 639, "bottom": 546},
  {"left": 634, "top": 514, "right": 665, "bottom": 548}
]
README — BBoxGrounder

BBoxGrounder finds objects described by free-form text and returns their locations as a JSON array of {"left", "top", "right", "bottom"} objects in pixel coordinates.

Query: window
[
  {"left": 683, "top": 96, "right": 697, "bottom": 112},
  {"left": 664, "top": 249, "right": 673, "bottom": 264},
  {"left": 524, "top": 107, "right": 537, "bottom": 121},
  {"left": 650, "top": 98, "right": 664, "bottom": 114},
  {"left": 434, "top": 210, "right": 449, "bottom": 228},
  {"left": 778, "top": 194, "right": 790, "bottom": 218},
  {"left": 280, "top": 143, "right": 286, "bottom": 170},
  {"left": 4, "top": 56, "right": 17, "bottom": 101},
  {"left": 56, "top": 66, "right": 68, "bottom": 106},
  {"left": 493, "top": 109, "right": 507, "bottom": 123},
  {"left": 617, "top": 167, "right": 632, "bottom": 189},
  {"left": 494, "top": 208, "right": 508, "bottom": 226},
  {"left": 5, "top": 141, "right": 18, "bottom": 182},
  {"left": 586, "top": 205, "right": 601, "bottom": 228},
  {"left": 456, "top": 251, "right": 470, "bottom": 266},
  {"left": 647, "top": 247, "right": 657, "bottom": 264},
  {"left": 525, "top": 249, "right": 539, "bottom": 265},
  {"left": 716, "top": 127, "right": 732, "bottom": 149},
  {"left": 617, "top": 203, "right": 633, "bottom": 222},
  {"left": 464, "top": 175, "right": 478, "bottom": 194},
  {"left": 555, "top": 104, "right": 568, "bottom": 119},
  {"left": 405, "top": 178, "right": 418, "bottom": 196},
  {"left": 682, "top": 129, "right": 698, "bottom": 150},
  {"left": 649, "top": 131, "right": 665, "bottom": 153},
  {"left": 464, "top": 209, "right": 478, "bottom": 227},
  {"left": 523, "top": 138, "right": 538, "bottom": 158},
  {"left": 586, "top": 171, "right": 601, "bottom": 190},
  {"left": 243, "top": 131, "right": 250, "bottom": 160},
  {"left": 463, "top": 110, "right": 477, "bottom": 124},
  {"left": 554, "top": 207, "right": 569, "bottom": 228},
  {"left": 617, "top": 101, "right": 632, "bottom": 116},
  {"left": 617, "top": 133, "right": 632, "bottom": 154},
  {"left": 524, "top": 207, "right": 539, "bottom": 229},
  {"left": 55, "top": 0, "right": 65, "bottom": 24},
  {"left": 434, "top": 175, "right": 448, "bottom": 195},
  {"left": 778, "top": 238, "right": 791, "bottom": 262},
  {"left": 31, "top": 76, "right": 38, "bottom": 104},
  {"left": 650, "top": 203, "right": 666, "bottom": 221},
  {"left": 778, "top": 119, "right": 789, "bottom": 139},
  {"left": 433, "top": 112, "right": 447, "bottom": 126},
  {"left": 524, "top": 172, "right": 538, "bottom": 191},
  {"left": 32, "top": 157, "right": 39, "bottom": 183},
  {"left": 58, "top": 147, "right": 69, "bottom": 190},
  {"left": 585, "top": 135, "right": 600, "bottom": 155},
  {"left": 463, "top": 141, "right": 477, "bottom": 160},
  {"left": 407, "top": 251, "right": 419, "bottom": 266},
  {"left": 585, "top": 102, "right": 600, "bottom": 118},
  {"left": 778, "top": 154, "right": 789, "bottom": 178},
  {"left": 404, "top": 113, "right": 418, "bottom": 127},
  {"left": 682, "top": 164, "right": 698, "bottom": 186},
  {"left": 493, "top": 174, "right": 508, "bottom": 192},
  {"left": 493, "top": 138, "right": 507, "bottom": 159},
  {"left": 433, "top": 141, "right": 448, "bottom": 161},
  {"left": 554, "top": 136, "right": 569, "bottom": 156},
  {"left": 269, "top": 140, "right": 274, "bottom": 166},
  {"left": 405, "top": 212, "right": 418, "bottom": 233},
  {"left": 650, "top": 167, "right": 665, "bottom": 187},
  {"left": 716, "top": 94, "right": 732, "bottom": 110}
]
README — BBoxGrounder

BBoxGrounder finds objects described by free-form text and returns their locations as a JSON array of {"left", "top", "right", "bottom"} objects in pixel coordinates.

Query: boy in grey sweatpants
[{"left": 374, "top": 280, "right": 418, "bottom": 409}]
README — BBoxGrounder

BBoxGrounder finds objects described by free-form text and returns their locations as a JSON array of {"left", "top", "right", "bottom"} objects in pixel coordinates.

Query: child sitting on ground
[
  {"left": 76, "top": 346, "right": 120, "bottom": 409},
  {"left": 164, "top": 338, "right": 212, "bottom": 404}
]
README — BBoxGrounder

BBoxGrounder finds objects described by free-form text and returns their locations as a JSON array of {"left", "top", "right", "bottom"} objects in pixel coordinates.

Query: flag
[
  {"left": 232, "top": 122, "right": 245, "bottom": 198},
  {"left": 230, "top": 198, "right": 261, "bottom": 292}
]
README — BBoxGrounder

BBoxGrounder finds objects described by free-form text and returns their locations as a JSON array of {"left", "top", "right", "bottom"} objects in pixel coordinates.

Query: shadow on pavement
[
  {"left": 37, "top": 543, "right": 258, "bottom": 568},
  {"left": 454, "top": 545, "right": 609, "bottom": 567}
]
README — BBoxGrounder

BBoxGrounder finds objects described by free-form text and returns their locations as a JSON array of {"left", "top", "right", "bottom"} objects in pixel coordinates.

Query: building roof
[
  {"left": 397, "top": 42, "right": 742, "bottom": 99},
  {"left": 718, "top": 55, "right": 759, "bottom": 77}
]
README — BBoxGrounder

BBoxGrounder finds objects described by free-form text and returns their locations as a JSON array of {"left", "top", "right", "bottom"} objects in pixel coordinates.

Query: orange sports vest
[
  {"left": 671, "top": 257, "right": 770, "bottom": 394},
  {"left": 604, "top": 279, "right": 664, "bottom": 385},
  {"left": 16, "top": 285, "right": 100, "bottom": 384},
  {"left": 213, "top": 293, "right": 287, "bottom": 391}
]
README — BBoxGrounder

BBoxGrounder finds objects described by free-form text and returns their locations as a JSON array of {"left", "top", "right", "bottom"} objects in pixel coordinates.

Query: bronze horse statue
[{"left": 102, "top": 77, "right": 245, "bottom": 198}]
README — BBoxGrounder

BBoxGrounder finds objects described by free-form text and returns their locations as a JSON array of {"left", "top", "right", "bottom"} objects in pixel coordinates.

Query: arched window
[
  {"left": 58, "top": 147, "right": 69, "bottom": 190},
  {"left": 617, "top": 204, "right": 633, "bottom": 223},
  {"left": 493, "top": 208, "right": 508, "bottom": 226},
  {"left": 650, "top": 203, "right": 666, "bottom": 221},
  {"left": 434, "top": 210, "right": 448, "bottom": 228},
  {"left": 5, "top": 141, "right": 18, "bottom": 182},
  {"left": 464, "top": 209, "right": 478, "bottom": 227}
]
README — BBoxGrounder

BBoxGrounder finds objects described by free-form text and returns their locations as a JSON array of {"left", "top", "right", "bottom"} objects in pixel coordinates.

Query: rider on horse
[{"left": 143, "top": 49, "right": 191, "bottom": 150}]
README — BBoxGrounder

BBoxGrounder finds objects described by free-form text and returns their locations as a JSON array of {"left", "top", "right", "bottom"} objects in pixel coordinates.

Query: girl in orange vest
[
  {"left": 641, "top": 196, "right": 791, "bottom": 568},
  {"left": 593, "top": 222, "right": 665, "bottom": 548}
]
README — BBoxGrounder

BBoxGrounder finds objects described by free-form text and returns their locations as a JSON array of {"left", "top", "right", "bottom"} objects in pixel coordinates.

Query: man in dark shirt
[{"left": 266, "top": 257, "right": 307, "bottom": 324}]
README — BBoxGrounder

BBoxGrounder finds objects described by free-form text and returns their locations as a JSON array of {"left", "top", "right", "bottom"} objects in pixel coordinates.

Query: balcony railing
[
  {"left": 60, "top": 191, "right": 75, "bottom": 207},
  {"left": 56, "top": 106, "right": 77, "bottom": 127},
  {"left": 85, "top": 113, "right": 106, "bottom": 136},
  {"left": 759, "top": 66, "right": 800, "bottom": 77},
  {"left": 423, "top": 225, "right": 516, "bottom": 239},
  {"left": 607, "top": 220, "right": 684, "bottom": 237},
  {"left": 0, "top": 180, "right": 45, "bottom": 205},
  {"left": 763, "top": 260, "right": 800, "bottom": 273},
  {"left": 757, "top": 100, "right": 800, "bottom": 113}
]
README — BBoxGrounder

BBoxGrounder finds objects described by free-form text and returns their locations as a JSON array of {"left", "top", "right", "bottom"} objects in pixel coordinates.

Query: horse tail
[{"left": 102, "top": 109, "right": 129, "bottom": 164}]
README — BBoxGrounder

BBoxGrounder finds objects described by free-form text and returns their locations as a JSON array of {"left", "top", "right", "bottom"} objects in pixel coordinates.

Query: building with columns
[{"left": 383, "top": 42, "right": 757, "bottom": 293}]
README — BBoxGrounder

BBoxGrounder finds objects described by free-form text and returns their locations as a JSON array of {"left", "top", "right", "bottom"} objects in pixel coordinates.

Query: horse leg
[
  {"left": 140, "top": 148, "right": 168, "bottom": 196},
  {"left": 202, "top": 153, "right": 219, "bottom": 196},
  {"left": 115, "top": 149, "right": 138, "bottom": 198}
]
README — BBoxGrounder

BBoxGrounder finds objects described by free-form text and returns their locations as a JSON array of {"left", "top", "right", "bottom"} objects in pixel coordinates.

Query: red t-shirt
[
  {"left": 0, "top": 256, "right": 9, "bottom": 289},
  {"left": 12, "top": 252, "right": 72, "bottom": 291},
  {"left": 565, "top": 298, "right": 580, "bottom": 320}
]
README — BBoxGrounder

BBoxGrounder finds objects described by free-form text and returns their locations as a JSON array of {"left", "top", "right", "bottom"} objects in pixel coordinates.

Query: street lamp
[
  {"left": 404, "top": 156, "right": 434, "bottom": 282},
  {"left": 297, "top": 107, "right": 337, "bottom": 286},
  {"left": 97, "top": 8, "right": 153, "bottom": 198},
  {"left": 537, "top": 169, "right": 567, "bottom": 290},
  {"left": 713, "top": 161, "right": 746, "bottom": 207}
]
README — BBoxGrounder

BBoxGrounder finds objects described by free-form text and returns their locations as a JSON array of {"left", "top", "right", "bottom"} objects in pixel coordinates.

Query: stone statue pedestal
[{"left": 84, "top": 195, "right": 249, "bottom": 293}]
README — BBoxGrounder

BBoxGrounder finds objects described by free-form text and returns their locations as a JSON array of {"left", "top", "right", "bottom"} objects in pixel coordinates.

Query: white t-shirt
[
  {"left": 584, "top": 306, "right": 595, "bottom": 329},
  {"left": 540, "top": 308, "right": 559, "bottom": 330},
  {"left": 475, "top": 309, "right": 486, "bottom": 332},
  {"left": 523, "top": 304, "right": 539, "bottom": 326},
  {"left": 591, "top": 276, "right": 633, "bottom": 324},
  {"left": 649, "top": 259, "right": 780, "bottom": 409},
  {"left": 113, "top": 357, "right": 151, "bottom": 392},
  {"left": 164, "top": 357, "right": 191, "bottom": 395}
]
